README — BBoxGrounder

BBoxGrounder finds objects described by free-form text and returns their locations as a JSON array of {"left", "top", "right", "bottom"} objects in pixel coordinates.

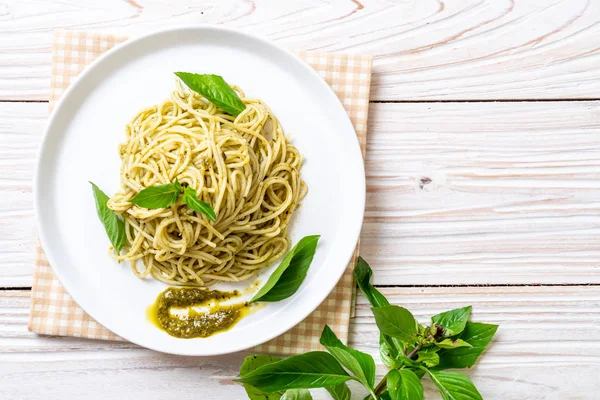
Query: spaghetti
[{"left": 107, "top": 80, "right": 306, "bottom": 286}]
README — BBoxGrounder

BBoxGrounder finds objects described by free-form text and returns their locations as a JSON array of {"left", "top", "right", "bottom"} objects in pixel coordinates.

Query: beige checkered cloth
[{"left": 29, "top": 31, "right": 372, "bottom": 355}]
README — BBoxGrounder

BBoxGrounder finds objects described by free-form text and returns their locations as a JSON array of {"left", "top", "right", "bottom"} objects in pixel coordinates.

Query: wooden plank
[
  {"left": 363, "top": 101, "right": 600, "bottom": 285},
  {"left": 1, "top": 0, "right": 600, "bottom": 101},
  {"left": 1, "top": 287, "right": 599, "bottom": 399},
  {"left": 0, "top": 102, "right": 44, "bottom": 286},
  {"left": 1, "top": 101, "right": 599, "bottom": 286}
]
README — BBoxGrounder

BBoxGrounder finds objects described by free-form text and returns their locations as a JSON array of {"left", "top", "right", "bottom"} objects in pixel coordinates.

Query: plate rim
[{"left": 34, "top": 25, "right": 366, "bottom": 356}]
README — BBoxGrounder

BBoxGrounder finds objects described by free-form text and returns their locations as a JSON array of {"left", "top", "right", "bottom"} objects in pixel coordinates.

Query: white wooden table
[{"left": 1, "top": 1, "right": 599, "bottom": 398}]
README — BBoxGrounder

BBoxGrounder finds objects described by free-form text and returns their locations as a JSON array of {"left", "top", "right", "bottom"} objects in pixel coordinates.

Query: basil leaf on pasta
[
  {"left": 90, "top": 182, "right": 126, "bottom": 253},
  {"left": 129, "top": 182, "right": 181, "bottom": 209},
  {"left": 182, "top": 186, "right": 216, "bottom": 222},
  {"left": 175, "top": 72, "right": 246, "bottom": 116}
]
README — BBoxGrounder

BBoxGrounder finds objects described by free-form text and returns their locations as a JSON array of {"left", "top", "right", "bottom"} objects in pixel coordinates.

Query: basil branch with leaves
[{"left": 237, "top": 257, "right": 498, "bottom": 400}]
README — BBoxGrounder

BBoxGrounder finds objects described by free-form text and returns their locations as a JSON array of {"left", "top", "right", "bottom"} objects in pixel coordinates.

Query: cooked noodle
[{"left": 107, "top": 80, "right": 306, "bottom": 286}]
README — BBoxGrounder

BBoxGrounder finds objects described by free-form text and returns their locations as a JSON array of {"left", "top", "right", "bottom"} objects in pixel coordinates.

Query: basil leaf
[
  {"left": 354, "top": 257, "right": 406, "bottom": 369},
  {"left": 387, "top": 369, "right": 424, "bottom": 400},
  {"left": 90, "top": 182, "right": 126, "bottom": 252},
  {"left": 378, "top": 392, "right": 392, "bottom": 400},
  {"left": 354, "top": 256, "right": 389, "bottom": 307},
  {"left": 380, "top": 334, "right": 403, "bottom": 368},
  {"left": 281, "top": 389, "right": 312, "bottom": 400},
  {"left": 129, "top": 182, "right": 181, "bottom": 209},
  {"left": 427, "top": 370, "right": 482, "bottom": 400},
  {"left": 235, "top": 351, "right": 352, "bottom": 393},
  {"left": 437, "top": 322, "right": 498, "bottom": 369},
  {"left": 173, "top": 178, "right": 183, "bottom": 192},
  {"left": 431, "top": 306, "right": 472, "bottom": 337},
  {"left": 416, "top": 349, "right": 440, "bottom": 368},
  {"left": 239, "top": 355, "right": 283, "bottom": 400},
  {"left": 182, "top": 186, "right": 216, "bottom": 222},
  {"left": 411, "top": 368, "right": 426, "bottom": 379},
  {"left": 436, "top": 339, "right": 472, "bottom": 349},
  {"left": 319, "top": 325, "right": 376, "bottom": 389},
  {"left": 372, "top": 306, "right": 418, "bottom": 344},
  {"left": 250, "top": 235, "right": 320, "bottom": 303},
  {"left": 175, "top": 72, "right": 246, "bottom": 116},
  {"left": 325, "top": 383, "right": 351, "bottom": 400},
  {"left": 389, "top": 358, "right": 427, "bottom": 382},
  {"left": 240, "top": 355, "right": 282, "bottom": 375}
]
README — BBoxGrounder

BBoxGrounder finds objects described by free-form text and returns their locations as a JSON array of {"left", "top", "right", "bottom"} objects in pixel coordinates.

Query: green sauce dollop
[{"left": 149, "top": 287, "right": 247, "bottom": 338}]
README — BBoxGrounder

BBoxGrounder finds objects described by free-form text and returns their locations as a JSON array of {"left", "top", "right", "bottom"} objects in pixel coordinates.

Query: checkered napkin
[{"left": 29, "top": 31, "right": 372, "bottom": 354}]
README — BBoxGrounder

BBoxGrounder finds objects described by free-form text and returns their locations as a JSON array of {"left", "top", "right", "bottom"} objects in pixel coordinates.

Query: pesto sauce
[{"left": 149, "top": 287, "right": 247, "bottom": 338}]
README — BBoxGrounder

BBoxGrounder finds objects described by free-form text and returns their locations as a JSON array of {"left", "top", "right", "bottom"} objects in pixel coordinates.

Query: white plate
[{"left": 35, "top": 26, "right": 365, "bottom": 356}]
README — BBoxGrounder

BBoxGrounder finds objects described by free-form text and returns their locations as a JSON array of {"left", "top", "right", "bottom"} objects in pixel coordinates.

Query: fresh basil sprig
[
  {"left": 129, "top": 180, "right": 216, "bottom": 222},
  {"left": 250, "top": 235, "right": 320, "bottom": 303},
  {"left": 90, "top": 182, "right": 126, "bottom": 252},
  {"left": 175, "top": 72, "right": 246, "bottom": 116},
  {"left": 237, "top": 256, "right": 498, "bottom": 400}
]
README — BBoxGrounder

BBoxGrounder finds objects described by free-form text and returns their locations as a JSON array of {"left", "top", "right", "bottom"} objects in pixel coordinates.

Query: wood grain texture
[
  {"left": 1, "top": 101, "right": 599, "bottom": 286},
  {"left": 363, "top": 101, "right": 600, "bottom": 285},
  {"left": 1, "top": 287, "right": 598, "bottom": 399},
  {"left": 0, "top": 102, "right": 42, "bottom": 286},
  {"left": 1, "top": 0, "right": 600, "bottom": 101}
]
